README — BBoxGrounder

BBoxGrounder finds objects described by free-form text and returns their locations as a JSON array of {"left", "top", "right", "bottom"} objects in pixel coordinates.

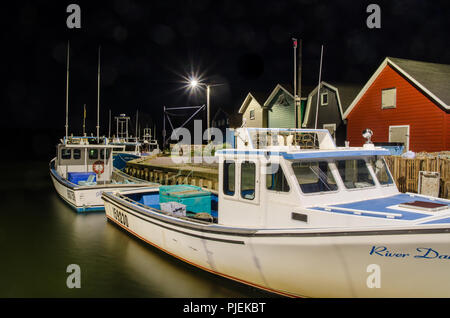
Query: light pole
[{"left": 189, "top": 80, "right": 222, "bottom": 142}]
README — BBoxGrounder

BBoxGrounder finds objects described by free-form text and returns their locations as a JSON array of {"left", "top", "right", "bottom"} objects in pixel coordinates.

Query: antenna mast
[
  {"left": 83, "top": 104, "right": 86, "bottom": 136},
  {"left": 65, "top": 41, "right": 70, "bottom": 142},
  {"left": 108, "top": 109, "right": 111, "bottom": 140},
  {"left": 314, "top": 45, "right": 324, "bottom": 130},
  {"left": 96, "top": 46, "right": 101, "bottom": 142},
  {"left": 136, "top": 109, "right": 139, "bottom": 141}
]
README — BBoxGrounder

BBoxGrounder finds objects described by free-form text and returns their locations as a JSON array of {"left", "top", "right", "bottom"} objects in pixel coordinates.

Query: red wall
[{"left": 347, "top": 65, "right": 450, "bottom": 152}]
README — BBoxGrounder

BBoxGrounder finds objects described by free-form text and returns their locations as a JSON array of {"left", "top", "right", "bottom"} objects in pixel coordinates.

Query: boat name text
[{"left": 370, "top": 246, "right": 450, "bottom": 260}]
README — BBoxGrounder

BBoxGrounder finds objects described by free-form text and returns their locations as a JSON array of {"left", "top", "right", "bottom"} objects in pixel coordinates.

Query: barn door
[{"left": 389, "top": 125, "right": 410, "bottom": 152}]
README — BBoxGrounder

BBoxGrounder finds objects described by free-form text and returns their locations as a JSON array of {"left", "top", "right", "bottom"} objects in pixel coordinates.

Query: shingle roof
[
  {"left": 388, "top": 57, "right": 450, "bottom": 107},
  {"left": 330, "top": 83, "right": 363, "bottom": 113}
]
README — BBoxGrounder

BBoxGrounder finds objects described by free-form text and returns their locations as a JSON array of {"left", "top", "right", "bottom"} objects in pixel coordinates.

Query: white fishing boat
[
  {"left": 101, "top": 128, "right": 450, "bottom": 297},
  {"left": 140, "top": 127, "right": 160, "bottom": 157},
  {"left": 50, "top": 43, "right": 157, "bottom": 212},
  {"left": 110, "top": 115, "right": 160, "bottom": 171},
  {"left": 50, "top": 136, "right": 157, "bottom": 212}
]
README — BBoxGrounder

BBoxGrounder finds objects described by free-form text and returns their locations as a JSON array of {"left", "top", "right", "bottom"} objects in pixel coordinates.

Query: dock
[{"left": 124, "top": 156, "right": 219, "bottom": 191}]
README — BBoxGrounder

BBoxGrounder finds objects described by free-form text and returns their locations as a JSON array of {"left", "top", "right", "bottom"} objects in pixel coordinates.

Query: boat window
[
  {"left": 125, "top": 145, "right": 136, "bottom": 152},
  {"left": 266, "top": 163, "right": 290, "bottom": 192},
  {"left": 88, "top": 149, "right": 98, "bottom": 160},
  {"left": 113, "top": 147, "right": 123, "bottom": 152},
  {"left": 100, "top": 149, "right": 111, "bottom": 160},
  {"left": 73, "top": 149, "right": 81, "bottom": 160},
  {"left": 61, "top": 148, "right": 71, "bottom": 160},
  {"left": 223, "top": 161, "right": 235, "bottom": 196},
  {"left": 336, "top": 159, "right": 375, "bottom": 189},
  {"left": 241, "top": 161, "right": 255, "bottom": 200},
  {"left": 292, "top": 161, "right": 337, "bottom": 193},
  {"left": 368, "top": 156, "right": 394, "bottom": 185}
]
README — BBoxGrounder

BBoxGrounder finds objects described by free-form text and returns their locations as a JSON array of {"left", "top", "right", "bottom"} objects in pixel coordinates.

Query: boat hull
[
  {"left": 50, "top": 160, "right": 153, "bottom": 212},
  {"left": 102, "top": 192, "right": 450, "bottom": 297}
]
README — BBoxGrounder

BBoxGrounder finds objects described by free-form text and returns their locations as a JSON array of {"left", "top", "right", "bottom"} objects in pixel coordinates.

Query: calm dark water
[{"left": 0, "top": 161, "right": 272, "bottom": 298}]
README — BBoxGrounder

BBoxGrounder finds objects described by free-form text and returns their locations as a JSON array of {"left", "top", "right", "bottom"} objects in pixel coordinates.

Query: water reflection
[{"left": 0, "top": 162, "right": 272, "bottom": 298}]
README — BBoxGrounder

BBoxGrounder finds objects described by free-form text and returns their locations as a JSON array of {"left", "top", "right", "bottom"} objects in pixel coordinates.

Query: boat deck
[
  {"left": 311, "top": 193, "right": 450, "bottom": 223},
  {"left": 122, "top": 190, "right": 219, "bottom": 223}
]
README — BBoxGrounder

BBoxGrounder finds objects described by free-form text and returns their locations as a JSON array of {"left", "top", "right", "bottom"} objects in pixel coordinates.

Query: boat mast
[
  {"left": 65, "top": 41, "right": 70, "bottom": 143},
  {"left": 96, "top": 46, "right": 101, "bottom": 142},
  {"left": 314, "top": 45, "right": 324, "bottom": 130},
  {"left": 108, "top": 109, "right": 111, "bottom": 140},
  {"left": 136, "top": 109, "right": 139, "bottom": 141},
  {"left": 83, "top": 104, "right": 86, "bottom": 136}
]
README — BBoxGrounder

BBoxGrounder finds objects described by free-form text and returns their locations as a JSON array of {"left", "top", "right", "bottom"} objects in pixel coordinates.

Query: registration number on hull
[
  {"left": 67, "top": 189, "right": 75, "bottom": 202},
  {"left": 113, "top": 207, "right": 129, "bottom": 228}
]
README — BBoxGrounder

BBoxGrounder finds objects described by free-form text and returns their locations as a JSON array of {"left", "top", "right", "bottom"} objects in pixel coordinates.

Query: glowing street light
[
  {"left": 188, "top": 79, "right": 223, "bottom": 143},
  {"left": 190, "top": 79, "right": 198, "bottom": 88}
]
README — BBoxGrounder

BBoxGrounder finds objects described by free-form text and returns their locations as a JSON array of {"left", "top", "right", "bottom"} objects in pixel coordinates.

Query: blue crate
[
  {"left": 159, "top": 184, "right": 211, "bottom": 214},
  {"left": 67, "top": 172, "right": 97, "bottom": 185}
]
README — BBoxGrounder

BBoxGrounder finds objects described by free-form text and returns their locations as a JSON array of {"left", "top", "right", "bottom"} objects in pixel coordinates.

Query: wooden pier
[{"left": 124, "top": 156, "right": 219, "bottom": 192}]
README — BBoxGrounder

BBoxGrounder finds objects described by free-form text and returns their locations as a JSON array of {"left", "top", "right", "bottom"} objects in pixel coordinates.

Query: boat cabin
[
  {"left": 215, "top": 128, "right": 398, "bottom": 228},
  {"left": 56, "top": 136, "right": 115, "bottom": 184}
]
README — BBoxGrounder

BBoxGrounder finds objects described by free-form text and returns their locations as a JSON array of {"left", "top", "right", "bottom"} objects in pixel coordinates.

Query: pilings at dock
[{"left": 124, "top": 156, "right": 219, "bottom": 191}]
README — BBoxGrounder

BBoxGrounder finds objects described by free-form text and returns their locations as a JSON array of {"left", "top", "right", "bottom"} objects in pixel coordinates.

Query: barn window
[
  {"left": 321, "top": 93, "right": 328, "bottom": 106},
  {"left": 382, "top": 88, "right": 396, "bottom": 109},
  {"left": 249, "top": 109, "right": 255, "bottom": 120}
]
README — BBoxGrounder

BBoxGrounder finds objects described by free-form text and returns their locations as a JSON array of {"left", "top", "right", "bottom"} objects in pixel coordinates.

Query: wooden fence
[{"left": 385, "top": 153, "right": 450, "bottom": 199}]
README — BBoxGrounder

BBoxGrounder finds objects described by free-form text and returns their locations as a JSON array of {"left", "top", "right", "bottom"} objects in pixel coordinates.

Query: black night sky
[{"left": 4, "top": 0, "right": 450, "bottom": 160}]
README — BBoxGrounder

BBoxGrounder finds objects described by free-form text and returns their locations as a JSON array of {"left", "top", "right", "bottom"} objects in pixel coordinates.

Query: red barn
[{"left": 343, "top": 57, "right": 450, "bottom": 152}]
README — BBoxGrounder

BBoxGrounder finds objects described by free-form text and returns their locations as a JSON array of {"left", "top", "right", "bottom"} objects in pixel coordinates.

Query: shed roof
[
  {"left": 343, "top": 57, "right": 450, "bottom": 118},
  {"left": 388, "top": 57, "right": 450, "bottom": 107}
]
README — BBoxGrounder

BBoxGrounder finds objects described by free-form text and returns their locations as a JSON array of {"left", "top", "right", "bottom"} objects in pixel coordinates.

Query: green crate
[{"left": 159, "top": 184, "right": 211, "bottom": 214}]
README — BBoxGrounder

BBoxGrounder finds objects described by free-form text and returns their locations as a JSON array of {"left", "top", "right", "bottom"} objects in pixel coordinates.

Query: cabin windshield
[
  {"left": 291, "top": 161, "right": 338, "bottom": 194},
  {"left": 336, "top": 159, "right": 375, "bottom": 189},
  {"left": 289, "top": 156, "right": 394, "bottom": 195},
  {"left": 125, "top": 144, "right": 137, "bottom": 152},
  {"left": 368, "top": 156, "right": 394, "bottom": 185}
]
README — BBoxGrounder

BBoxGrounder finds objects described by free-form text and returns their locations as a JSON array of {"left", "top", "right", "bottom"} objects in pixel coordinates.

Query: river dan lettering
[{"left": 370, "top": 246, "right": 450, "bottom": 260}]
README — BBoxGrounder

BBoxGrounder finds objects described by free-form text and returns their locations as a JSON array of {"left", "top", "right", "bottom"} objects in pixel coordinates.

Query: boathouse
[
  {"left": 344, "top": 57, "right": 450, "bottom": 152},
  {"left": 263, "top": 84, "right": 307, "bottom": 129},
  {"left": 302, "top": 82, "right": 361, "bottom": 146},
  {"left": 238, "top": 91, "right": 268, "bottom": 128}
]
